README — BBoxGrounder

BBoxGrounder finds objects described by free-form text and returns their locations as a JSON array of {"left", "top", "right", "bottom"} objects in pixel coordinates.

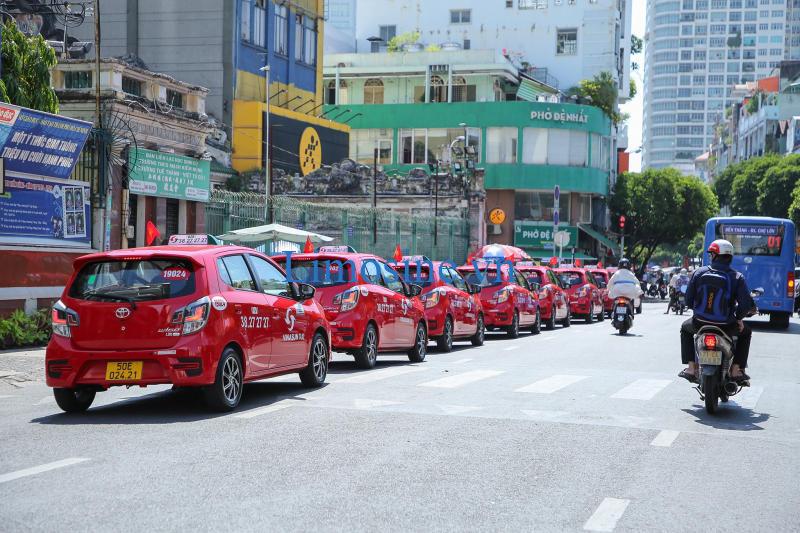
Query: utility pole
[
  {"left": 433, "top": 161, "right": 439, "bottom": 246},
  {"left": 373, "top": 147, "right": 378, "bottom": 244},
  {"left": 260, "top": 65, "right": 271, "bottom": 223},
  {"left": 93, "top": 0, "right": 101, "bottom": 130}
]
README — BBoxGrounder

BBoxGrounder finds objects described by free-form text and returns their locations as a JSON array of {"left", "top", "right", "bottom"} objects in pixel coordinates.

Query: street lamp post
[
  {"left": 373, "top": 146, "right": 378, "bottom": 244},
  {"left": 259, "top": 65, "right": 271, "bottom": 223},
  {"left": 429, "top": 160, "right": 440, "bottom": 246}
]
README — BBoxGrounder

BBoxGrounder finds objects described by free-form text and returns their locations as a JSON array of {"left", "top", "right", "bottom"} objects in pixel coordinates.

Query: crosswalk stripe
[
  {"left": 352, "top": 399, "right": 401, "bottom": 409},
  {"left": 516, "top": 374, "right": 588, "bottom": 394},
  {"left": 418, "top": 370, "right": 504, "bottom": 389},
  {"left": 234, "top": 401, "right": 296, "bottom": 419},
  {"left": 0, "top": 458, "right": 90, "bottom": 485},
  {"left": 650, "top": 430, "right": 680, "bottom": 447},
  {"left": 333, "top": 365, "right": 425, "bottom": 384},
  {"left": 611, "top": 379, "right": 673, "bottom": 400},
  {"left": 503, "top": 345, "right": 520, "bottom": 352},
  {"left": 0, "top": 395, "right": 14, "bottom": 400},
  {"left": 583, "top": 498, "right": 630, "bottom": 532},
  {"left": 437, "top": 404, "right": 482, "bottom": 415},
  {"left": 730, "top": 386, "right": 763, "bottom": 410}
]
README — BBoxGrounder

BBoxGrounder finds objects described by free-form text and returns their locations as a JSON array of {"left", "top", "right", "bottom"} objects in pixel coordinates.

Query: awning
[
  {"left": 516, "top": 73, "right": 559, "bottom": 102},
  {"left": 578, "top": 224, "right": 618, "bottom": 251},
  {"left": 524, "top": 249, "right": 597, "bottom": 261}
]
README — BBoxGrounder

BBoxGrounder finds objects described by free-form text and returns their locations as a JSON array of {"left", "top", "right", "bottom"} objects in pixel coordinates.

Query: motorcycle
[
  {"left": 671, "top": 284, "right": 688, "bottom": 315},
  {"left": 658, "top": 282, "right": 668, "bottom": 300},
  {"left": 647, "top": 284, "right": 659, "bottom": 298},
  {"left": 611, "top": 297, "right": 633, "bottom": 335},
  {"left": 693, "top": 290, "right": 761, "bottom": 414}
]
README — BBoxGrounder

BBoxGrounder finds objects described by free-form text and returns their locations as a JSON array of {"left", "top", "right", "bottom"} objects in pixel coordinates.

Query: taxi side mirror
[
  {"left": 406, "top": 284, "right": 424, "bottom": 298},
  {"left": 530, "top": 282, "right": 541, "bottom": 292},
  {"left": 291, "top": 282, "right": 316, "bottom": 301},
  {"left": 468, "top": 283, "right": 481, "bottom": 295}
]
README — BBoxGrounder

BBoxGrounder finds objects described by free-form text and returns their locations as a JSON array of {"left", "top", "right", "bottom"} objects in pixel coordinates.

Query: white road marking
[
  {"left": 0, "top": 458, "right": 90, "bottom": 485},
  {"left": 235, "top": 401, "right": 297, "bottom": 419},
  {"left": 516, "top": 374, "right": 588, "bottom": 394},
  {"left": 730, "top": 386, "right": 764, "bottom": 410},
  {"left": 436, "top": 404, "right": 482, "bottom": 415},
  {"left": 650, "top": 430, "right": 680, "bottom": 447},
  {"left": 0, "top": 395, "right": 14, "bottom": 400},
  {"left": 611, "top": 379, "right": 673, "bottom": 400},
  {"left": 583, "top": 498, "right": 630, "bottom": 532},
  {"left": 448, "top": 358, "right": 473, "bottom": 365},
  {"left": 418, "top": 370, "right": 504, "bottom": 389},
  {"left": 352, "top": 399, "right": 401, "bottom": 409},
  {"left": 334, "top": 365, "right": 425, "bottom": 384},
  {"left": 522, "top": 409, "right": 569, "bottom": 421},
  {"left": 35, "top": 396, "right": 55, "bottom": 405},
  {"left": 503, "top": 345, "right": 520, "bottom": 352}
]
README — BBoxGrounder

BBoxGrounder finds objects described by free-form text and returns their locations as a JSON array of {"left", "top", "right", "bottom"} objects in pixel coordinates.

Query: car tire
[
  {"left": 53, "top": 387, "right": 95, "bottom": 413},
  {"left": 507, "top": 310, "right": 520, "bottom": 338},
  {"left": 545, "top": 306, "right": 556, "bottom": 330},
  {"left": 597, "top": 306, "right": 606, "bottom": 322},
  {"left": 531, "top": 310, "right": 542, "bottom": 335},
  {"left": 636, "top": 301, "right": 643, "bottom": 314},
  {"left": 354, "top": 323, "right": 379, "bottom": 369},
  {"left": 436, "top": 316, "right": 454, "bottom": 353},
  {"left": 203, "top": 347, "right": 243, "bottom": 412},
  {"left": 471, "top": 314, "right": 485, "bottom": 347},
  {"left": 586, "top": 309, "right": 595, "bottom": 324},
  {"left": 408, "top": 322, "right": 428, "bottom": 363},
  {"left": 562, "top": 311, "right": 571, "bottom": 328},
  {"left": 299, "top": 333, "right": 329, "bottom": 387}
]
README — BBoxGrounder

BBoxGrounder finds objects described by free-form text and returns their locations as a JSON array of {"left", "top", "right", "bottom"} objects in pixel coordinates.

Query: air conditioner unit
[{"left": 490, "top": 224, "right": 502, "bottom": 235}]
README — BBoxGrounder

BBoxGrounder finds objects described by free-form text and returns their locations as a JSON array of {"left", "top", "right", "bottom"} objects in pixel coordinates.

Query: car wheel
[
  {"left": 531, "top": 310, "right": 542, "bottom": 335},
  {"left": 354, "top": 323, "right": 379, "bottom": 369},
  {"left": 597, "top": 305, "right": 606, "bottom": 322},
  {"left": 545, "top": 306, "right": 556, "bottom": 330},
  {"left": 562, "top": 311, "right": 571, "bottom": 328},
  {"left": 436, "top": 316, "right": 454, "bottom": 353},
  {"left": 299, "top": 333, "right": 328, "bottom": 387},
  {"left": 636, "top": 301, "right": 643, "bottom": 314},
  {"left": 471, "top": 314, "right": 485, "bottom": 347},
  {"left": 53, "top": 387, "right": 95, "bottom": 413},
  {"left": 203, "top": 347, "right": 243, "bottom": 412},
  {"left": 507, "top": 310, "right": 520, "bottom": 338},
  {"left": 408, "top": 322, "right": 428, "bottom": 362},
  {"left": 586, "top": 309, "right": 595, "bottom": 324}
]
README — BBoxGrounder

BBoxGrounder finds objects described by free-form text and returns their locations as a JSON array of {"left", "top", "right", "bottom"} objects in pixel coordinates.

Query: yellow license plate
[
  {"left": 698, "top": 350, "right": 722, "bottom": 366},
  {"left": 105, "top": 361, "right": 143, "bottom": 381}
]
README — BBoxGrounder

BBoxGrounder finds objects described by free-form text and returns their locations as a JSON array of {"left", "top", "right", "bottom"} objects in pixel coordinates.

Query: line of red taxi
[{"left": 44, "top": 240, "right": 617, "bottom": 413}]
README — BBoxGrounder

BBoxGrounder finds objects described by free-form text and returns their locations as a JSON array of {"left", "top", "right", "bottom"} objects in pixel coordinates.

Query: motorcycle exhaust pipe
[{"left": 723, "top": 381, "right": 739, "bottom": 395}]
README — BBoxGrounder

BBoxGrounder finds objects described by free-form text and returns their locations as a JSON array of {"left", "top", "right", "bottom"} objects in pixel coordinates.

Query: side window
[
  {"left": 514, "top": 270, "right": 529, "bottom": 289},
  {"left": 379, "top": 261, "right": 405, "bottom": 293},
  {"left": 361, "top": 260, "right": 382, "bottom": 285},
  {"left": 439, "top": 266, "right": 453, "bottom": 285},
  {"left": 449, "top": 268, "right": 468, "bottom": 291},
  {"left": 219, "top": 255, "right": 256, "bottom": 291},
  {"left": 249, "top": 255, "right": 290, "bottom": 297}
]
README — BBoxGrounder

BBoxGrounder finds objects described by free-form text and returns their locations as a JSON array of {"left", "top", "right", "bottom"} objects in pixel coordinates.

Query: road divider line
[
  {"left": 731, "top": 386, "right": 763, "bottom": 410},
  {"left": 448, "top": 358, "right": 473, "bottom": 365},
  {"left": 436, "top": 404, "right": 482, "bottom": 415},
  {"left": 352, "top": 399, "right": 402, "bottom": 409},
  {"left": 418, "top": 370, "right": 504, "bottom": 389},
  {"left": 611, "top": 379, "right": 673, "bottom": 400},
  {"left": 333, "top": 365, "right": 426, "bottom": 384},
  {"left": 583, "top": 498, "right": 630, "bottom": 532},
  {"left": 0, "top": 395, "right": 14, "bottom": 400},
  {"left": 516, "top": 374, "right": 588, "bottom": 394},
  {"left": 235, "top": 401, "right": 297, "bottom": 419},
  {"left": 35, "top": 396, "right": 55, "bottom": 405},
  {"left": 0, "top": 458, "right": 90, "bottom": 485},
  {"left": 503, "top": 346, "right": 520, "bottom": 352},
  {"left": 650, "top": 430, "right": 680, "bottom": 447}
]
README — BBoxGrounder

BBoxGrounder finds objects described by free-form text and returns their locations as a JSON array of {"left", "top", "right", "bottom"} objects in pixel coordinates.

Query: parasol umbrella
[
  {"left": 477, "top": 244, "right": 532, "bottom": 263},
  {"left": 217, "top": 223, "right": 334, "bottom": 245}
]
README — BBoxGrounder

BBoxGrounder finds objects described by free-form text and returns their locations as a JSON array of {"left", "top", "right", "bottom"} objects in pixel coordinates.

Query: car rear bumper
[
  {"left": 483, "top": 303, "right": 514, "bottom": 327},
  {"left": 424, "top": 307, "right": 447, "bottom": 337},
  {"left": 569, "top": 298, "right": 592, "bottom": 315},
  {"left": 327, "top": 318, "right": 366, "bottom": 350}
]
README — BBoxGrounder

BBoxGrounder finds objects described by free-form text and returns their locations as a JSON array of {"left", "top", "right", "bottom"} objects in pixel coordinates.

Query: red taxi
[
  {"left": 457, "top": 262, "right": 540, "bottom": 338},
  {"left": 47, "top": 244, "right": 331, "bottom": 413},
  {"left": 392, "top": 257, "right": 484, "bottom": 352},
  {"left": 587, "top": 268, "right": 613, "bottom": 317},
  {"left": 515, "top": 262, "right": 571, "bottom": 329},
  {"left": 274, "top": 247, "right": 427, "bottom": 369},
  {"left": 556, "top": 268, "right": 605, "bottom": 323}
]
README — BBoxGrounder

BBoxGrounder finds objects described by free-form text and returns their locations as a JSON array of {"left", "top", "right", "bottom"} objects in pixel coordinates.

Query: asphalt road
[{"left": 1, "top": 302, "right": 799, "bottom": 532}]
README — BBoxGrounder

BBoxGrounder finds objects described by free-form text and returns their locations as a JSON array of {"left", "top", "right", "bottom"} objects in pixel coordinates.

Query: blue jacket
[{"left": 686, "top": 261, "right": 755, "bottom": 324}]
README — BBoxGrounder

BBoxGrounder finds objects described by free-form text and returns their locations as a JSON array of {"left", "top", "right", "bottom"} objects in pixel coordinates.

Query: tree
[
  {"left": 568, "top": 71, "right": 627, "bottom": 125},
  {"left": 789, "top": 180, "right": 800, "bottom": 226},
  {"left": 609, "top": 168, "right": 718, "bottom": 274},
  {"left": 712, "top": 159, "right": 743, "bottom": 209},
  {"left": 0, "top": 21, "right": 58, "bottom": 113},
  {"left": 387, "top": 31, "right": 421, "bottom": 53},
  {"left": 756, "top": 155, "right": 800, "bottom": 218},
  {"left": 629, "top": 79, "right": 637, "bottom": 99},
  {"left": 728, "top": 154, "right": 782, "bottom": 215},
  {"left": 631, "top": 35, "right": 643, "bottom": 55}
]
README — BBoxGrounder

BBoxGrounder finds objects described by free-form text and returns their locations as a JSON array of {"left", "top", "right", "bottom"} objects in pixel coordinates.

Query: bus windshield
[{"left": 716, "top": 223, "right": 785, "bottom": 257}]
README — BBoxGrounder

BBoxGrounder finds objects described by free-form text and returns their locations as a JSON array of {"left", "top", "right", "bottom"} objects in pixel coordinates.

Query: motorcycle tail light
[
  {"left": 51, "top": 300, "right": 79, "bottom": 338},
  {"left": 615, "top": 298, "right": 628, "bottom": 305},
  {"left": 336, "top": 289, "right": 359, "bottom": 312},
  {"left": 172, "top": 296, "right": 210, "bottom": 335},
  {"left": 788, "top": 271, "right": 795, "bottom": 298},
  {"left": 703, "top": 335, "right": 717, "bottom": 350},
  {"left": 423, "top": 291, "right": 441, "bottom": 309}
]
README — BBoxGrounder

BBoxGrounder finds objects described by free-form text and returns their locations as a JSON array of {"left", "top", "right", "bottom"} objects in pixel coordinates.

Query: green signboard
[
  {"left": 129, "top": 147, "right": 210, "bottom": 203},
  {"left": 514, "top": 220, "right": 578, "bottom": 250}
]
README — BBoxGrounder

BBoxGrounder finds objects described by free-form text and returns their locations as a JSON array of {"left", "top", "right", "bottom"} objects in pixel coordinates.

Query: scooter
[
  {"left": 611, "top": 297, "right": 633, "bottom": 335},
  {"left": 671, "top": 284, "right": 688, "bottom": 315},
  {"left": 658, "top": 282, "right": 668, "bottom": 300},
  {"left": 647, "top": 284, "right": 659, "bottom": 298}
]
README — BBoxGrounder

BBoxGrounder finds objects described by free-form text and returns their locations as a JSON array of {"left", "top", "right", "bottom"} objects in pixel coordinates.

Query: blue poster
[{"left": 0, "top": 103, "right": 93, "bottom": 248}]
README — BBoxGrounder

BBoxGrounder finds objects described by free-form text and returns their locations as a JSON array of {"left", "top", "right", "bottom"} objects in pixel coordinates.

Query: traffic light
[{"left": 619, "top": 215, "right": 626, "bottom": 230}]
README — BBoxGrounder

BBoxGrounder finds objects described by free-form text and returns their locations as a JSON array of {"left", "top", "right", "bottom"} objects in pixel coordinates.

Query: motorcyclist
[
  {"left": 665, "top": 268, "right": 690, "bottom": 314},
  {"left": 607, "top": 258, "right": 643, "bottom": 313},
  {"left": 679, "top": 240, "right": 755, "bottom": 384}
]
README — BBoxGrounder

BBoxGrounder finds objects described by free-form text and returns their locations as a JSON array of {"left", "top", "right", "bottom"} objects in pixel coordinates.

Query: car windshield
[
  {"left": 559, "top": 272, "right": 584, "bottom": 288},
  {"left": 69, "top": 259, "right": 196, "bottom": 302},
  {"left": 716, "top": 224, "right": 786, "bottom": 257},
  {"left": 524, "top": 271, "right": 543, "bottom": 285},
  {"left": 591, "top": 273, "right": 607, "bottom": 287},
  {"left": 283, "top": 260, "right": 356, "bottom": 288}
]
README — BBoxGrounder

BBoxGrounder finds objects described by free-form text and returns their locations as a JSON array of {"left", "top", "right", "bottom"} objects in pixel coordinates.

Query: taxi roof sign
[
  {"left": 168, "top": 234, "right": 220, "bottom": 246},
  {"left": 317, "top": 245, "right": 357, "bottom": 253}
]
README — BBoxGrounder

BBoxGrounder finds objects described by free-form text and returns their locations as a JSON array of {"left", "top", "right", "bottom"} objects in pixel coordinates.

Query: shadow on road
[
  {"left": 746, "top": 320, "right": 800, "bottom": 335},
  {"left": 682, "top": 404, "right": 771, "bottom": 431}
]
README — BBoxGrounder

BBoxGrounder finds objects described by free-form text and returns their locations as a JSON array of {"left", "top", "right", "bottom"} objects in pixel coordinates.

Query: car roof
[
  {"left": 73, "top": 245, "right": 257, "bottom": 268},
  {"left": 272, "top": 252, "right": 382, "bottom": 262}
]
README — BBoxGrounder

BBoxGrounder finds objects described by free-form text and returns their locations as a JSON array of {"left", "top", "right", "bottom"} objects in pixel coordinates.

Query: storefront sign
[
  {"left": 530, "top": 109, "right": 589, "bottom": 124},
  {"left": 129, "top": 148, "right": 211, "bottom": 202},
  {"left": 514, "top": 220, "right": 578, "bottom": 250}
]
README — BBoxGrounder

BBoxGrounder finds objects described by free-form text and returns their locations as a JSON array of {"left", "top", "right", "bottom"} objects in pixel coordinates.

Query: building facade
[
  {"left": 323, "top": 50, "right": 617, "bottom": 261},
  {"left": 350, "top": 0, "right": 632, "bottom": 100},
  {"left": 643, "top": 0, "right": 798, "bottom": 174}
]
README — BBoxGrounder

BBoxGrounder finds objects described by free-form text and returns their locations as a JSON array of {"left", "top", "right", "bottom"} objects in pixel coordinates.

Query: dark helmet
[{"left": 618, "top": 258, "right": 631, "bottom": 270}]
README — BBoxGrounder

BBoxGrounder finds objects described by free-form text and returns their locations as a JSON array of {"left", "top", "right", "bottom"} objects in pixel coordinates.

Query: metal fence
[{"left": 206, "top": 191, "right": 471, "bottom": 264}]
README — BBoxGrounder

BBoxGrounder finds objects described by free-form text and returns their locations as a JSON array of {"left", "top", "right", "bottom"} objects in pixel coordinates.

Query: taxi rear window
[
  {"left": 559, "top": 272, "right": 584, "bottom": 288},
  {"left": 525, "top": 271, "right": 543, "bottom": 284},
  {"left": 286, "top": 260, "right": 356, "bottom": 288},
  {"left": 392, "top": 265, "right": 434, "bottom": 287},
  {"left": 69, "top": 259, "right": 197, "bottom": 302}
]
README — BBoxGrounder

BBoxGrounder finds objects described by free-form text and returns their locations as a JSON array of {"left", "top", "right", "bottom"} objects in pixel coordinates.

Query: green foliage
[
  {"left": 756, "top": 155, "right": 800, "bottom": 218},
  {"left": 712, "top": 159, "right": 743, "bottom": 208},
  {"left": 789, "top": 180, "right": 800, "bottom": 226},
  {"left": 572, "top": 71, "right": 626, "bottom": 125},
  {"left": 629, "top": 79, "right": 637, "bottom": 99},
  {"left": 387, "top": 31, "right": 421, "bottom": 53},
  {"left": 0, "top": 309, "right": 52, "bottom": 350},
  {"left": 631, "top": 35, "right": 643, "bottom": 55},
  {"left": 725, "top": 154, "right": 784, "bottom": 215},
  {"left": 745, "top": 91, "right": 761, "bottom": 114},
  {"left": 0, "top": 21, "right": 59, "bottom": 113},
  {"left": 424, "top": 44, "right": 441, "bottom": 52},
  {"left": 610, "top": 168, "right": 718, "bottom": 274}
]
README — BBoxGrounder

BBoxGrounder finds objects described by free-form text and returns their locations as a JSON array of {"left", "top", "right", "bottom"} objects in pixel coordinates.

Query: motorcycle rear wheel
[{"left": 703, "top": 377, "right": 719, "bottom": 414}]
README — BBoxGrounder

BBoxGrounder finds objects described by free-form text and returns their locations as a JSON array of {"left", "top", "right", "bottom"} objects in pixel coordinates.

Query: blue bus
[{"left": 703, "top": 217, "right": 797, "bottom": 329}]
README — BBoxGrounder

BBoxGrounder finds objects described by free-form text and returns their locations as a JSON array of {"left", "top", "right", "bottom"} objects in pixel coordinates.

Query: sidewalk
[{"left": 0, "top": 346, "right": 46, "bottom": 387}]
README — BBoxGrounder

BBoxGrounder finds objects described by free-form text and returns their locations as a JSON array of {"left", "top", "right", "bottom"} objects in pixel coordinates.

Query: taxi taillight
[
  {"left": 334, "top": 289, "right": 359, "bottom": 312},
  {"left": 171, "top": 296, "right": 210, "bottom": 335},
  {"left": 423, "top": 290, "right": 441, "bottom": 309},
  {"left": 51, "top": 300, "right": 79, "bottom": 338}
]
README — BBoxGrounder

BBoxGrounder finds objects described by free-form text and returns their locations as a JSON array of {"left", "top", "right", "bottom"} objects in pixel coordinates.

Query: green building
[{"left": 323, "top": 49, "right": 619, "bottom": 260}]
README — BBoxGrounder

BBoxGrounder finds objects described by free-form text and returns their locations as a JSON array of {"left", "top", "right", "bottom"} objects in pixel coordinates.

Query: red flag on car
[
  {"left": 145, "top": 220, "right": 161, "bottom": 246},
  {"left": 393, "top": 245, "right": 403, "bottom": 262},
  {"left": 575, "top": 259, "right": 583, "bottom": 267},
  {"left": 303, "top": 237, "right": 314, "bottom": 253}
]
